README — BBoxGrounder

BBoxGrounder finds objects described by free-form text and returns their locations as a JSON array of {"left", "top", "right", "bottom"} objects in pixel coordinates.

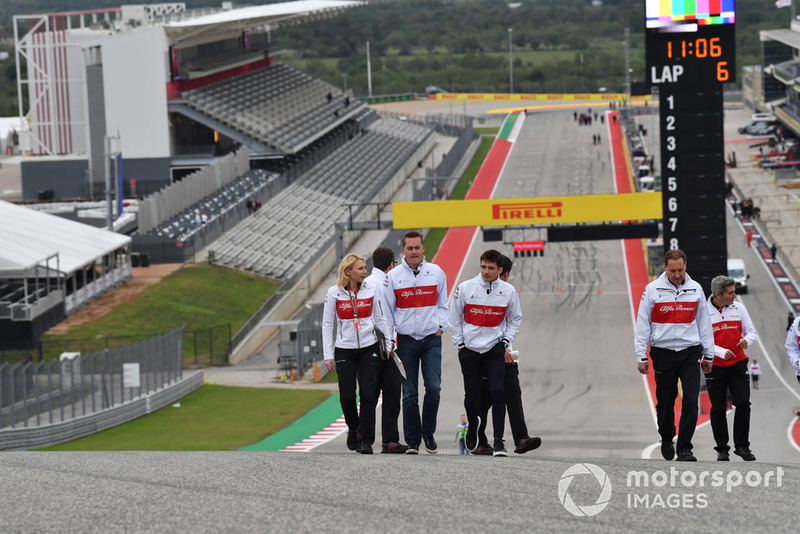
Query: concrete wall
[
  {"left": 21, "top": 159, "right": 89, "bottom": 200},
  {"left": 120, "top": 157, "right": 172, "bottom": 196}
]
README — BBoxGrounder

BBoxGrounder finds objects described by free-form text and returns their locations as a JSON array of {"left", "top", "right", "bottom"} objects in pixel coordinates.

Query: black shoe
[
  {"left": 405, "top": 444, "right": 419, "bottom": 455},
  {"left": 422, "top": 434, "right": 438, "bottom": 454},
  {"left": 381, "top": 442, "right": 409, "bottom": 454},
  {"left": 514, "top": 436, "right": 542, "bottom": 454},
  {"left": 357, "top": 442, "right": 373, "bottom": 454},
  {"left": 661, "top": 440, "right": 675, "bottom": 460},
  {"left": 465, "top": 417, "right": 480, "bottom": 452},
  {"left": 676, "top": 450, "right": 697, "bottom": 462},
  {"left": 734, "top": 447, "right": 756, "bottom": 461},
  {"left": 717, "top": 450, "right": 730, "bottom": 461},
  {"left": 346, "top": 431, "right": 359, "bottom": 451},
  {"left": 472, "top": 444, "right": 494, "bottom": 456},
  {"left": 492, "top": 439, "right": 508, "bottom": 457}
]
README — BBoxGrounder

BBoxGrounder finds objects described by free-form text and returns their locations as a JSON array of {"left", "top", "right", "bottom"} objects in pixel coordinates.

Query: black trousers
[
  {"left": 706, "top": 358, "right": 751, "bottom": 452},
  {"left": 459, "top": 343, "right": 506, "bottom": 441},
  {"left": 375, "top": 355, "right": 402, "bottom": 444},
  {"left": 335, "top": 344, "right": 380, "bottom": 445},
  {"left": 650, "top": 345, "right": 702, "bottom": 454},
  {"left": 477, "top": 363, "right": 529, "bottom": 447}
]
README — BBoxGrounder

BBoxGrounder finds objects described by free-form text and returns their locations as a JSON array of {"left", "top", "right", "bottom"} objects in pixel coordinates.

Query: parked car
[{"left": 738, "top": 121, "right": 779, "bottom": 136}]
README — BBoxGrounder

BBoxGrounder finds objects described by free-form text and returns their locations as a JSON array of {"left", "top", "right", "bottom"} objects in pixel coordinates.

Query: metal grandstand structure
[
  {"left": 13, "top": 8, "right": 124, "bottom": 156},
  {"left": 13, "top": 1, "right": 368, "bottom": 198}
]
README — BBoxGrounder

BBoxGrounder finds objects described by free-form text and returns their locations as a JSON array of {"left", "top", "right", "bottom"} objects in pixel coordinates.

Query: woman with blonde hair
[{"left": 322, "top": 253, "right": 391, "bottom": 454}]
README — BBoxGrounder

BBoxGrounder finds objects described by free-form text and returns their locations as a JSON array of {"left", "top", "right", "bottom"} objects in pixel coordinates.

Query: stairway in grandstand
[
  {"left": 171, "top": 63, "right": 365, "bottom": 156},
  {"left": 209, "top": 117, "right": 433, "bottom": 280}
]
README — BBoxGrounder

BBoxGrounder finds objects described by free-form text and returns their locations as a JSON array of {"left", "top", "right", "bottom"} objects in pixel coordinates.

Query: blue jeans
[{"left": 396, "top": 334, "right": 442, "bottom": 447}]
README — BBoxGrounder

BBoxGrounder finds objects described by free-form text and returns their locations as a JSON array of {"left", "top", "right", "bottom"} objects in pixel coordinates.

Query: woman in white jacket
[{"left": 322, "top": 253, "right": 391, "bottom": 454}]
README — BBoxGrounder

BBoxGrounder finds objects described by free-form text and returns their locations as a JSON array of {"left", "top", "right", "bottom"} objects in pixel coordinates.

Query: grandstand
[
  {"left": 209, "top": 117, "right": 434, "bottom": 279},
  {"left": 179, "top": 62, "right": 362, "bottom": 154}
]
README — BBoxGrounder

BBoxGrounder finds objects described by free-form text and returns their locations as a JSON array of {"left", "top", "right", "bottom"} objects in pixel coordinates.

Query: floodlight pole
[
  {"left": 508, "top": 28, "right": 513, "bottom": 93},
  {"left": 104, "top": 133, "right": 121, "bottom": 231},
  {"left": 366, "top": 40, "right": 372, "bottom": 97},
  {"left": 104, "top": 136, "right": 112, "bottom": 230}
]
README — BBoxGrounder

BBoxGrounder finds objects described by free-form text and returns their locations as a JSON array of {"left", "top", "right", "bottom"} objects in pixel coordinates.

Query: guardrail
[
  {"left": 0, "top": 326, "right": 185, "bottom": 432},
  {"left": 0, "top": 371, "right": 203, "bottom": 450}
]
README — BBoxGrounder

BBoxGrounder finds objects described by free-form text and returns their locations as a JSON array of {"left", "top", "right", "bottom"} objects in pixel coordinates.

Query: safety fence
[
  {"left": 0, "top": 326, "right": 184, "bottom": 431},
  {"left": 275, "top": 303, "right": 324, "bottom": 380},
  {"left": 2, "top": 324, "right": 230, "bottom": 366}
]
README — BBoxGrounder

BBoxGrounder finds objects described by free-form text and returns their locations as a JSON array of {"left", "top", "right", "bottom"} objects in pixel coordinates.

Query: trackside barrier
[
  {"left": 0, "top": 370, "right": 203, "bottom": 450},
  {"left": 0, "top": 326, "right": 186, "bottom": 437}
]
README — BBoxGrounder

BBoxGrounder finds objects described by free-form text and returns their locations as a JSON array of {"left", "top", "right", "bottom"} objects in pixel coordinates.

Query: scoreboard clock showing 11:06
[{"left": 645, "top": 0, "right": 734, "bottom": 291}]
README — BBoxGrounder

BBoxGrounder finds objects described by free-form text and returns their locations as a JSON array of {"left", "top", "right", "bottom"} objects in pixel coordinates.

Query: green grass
[
  {"left": 37, "top": 385, "right": 332, "bottom": 451},
  {"left": 39, "top": 264, "right": 279, "bottom": 363},
  {"left": 474, "top": 127, "right": 499, "bottom": 136},
  {"left": 425, "top": 136, "right": 493, "bottom": 259},
  {"left": 319, "top": 370, "right": 338, "bottom": 383},
  {"left": 451, "top": 136, "right": 493, "bottom": 200}
]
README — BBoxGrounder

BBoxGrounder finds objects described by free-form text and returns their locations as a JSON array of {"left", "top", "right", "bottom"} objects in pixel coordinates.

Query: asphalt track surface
[{"left": 3, "top": 105, "right": 800, "bottom": 533}]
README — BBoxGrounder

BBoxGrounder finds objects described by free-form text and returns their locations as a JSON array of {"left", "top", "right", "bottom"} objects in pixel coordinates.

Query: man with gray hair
[{"left": 705, "top": 275, "right": 758, "bottom": 461}]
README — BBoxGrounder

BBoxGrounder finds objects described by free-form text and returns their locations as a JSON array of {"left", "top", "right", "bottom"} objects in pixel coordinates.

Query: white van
[{"left": 727, "top": 258, "right": 749, "bottom": 294}]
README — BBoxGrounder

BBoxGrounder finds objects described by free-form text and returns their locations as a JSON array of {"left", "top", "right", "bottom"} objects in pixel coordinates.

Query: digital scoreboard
[{"left": 645, "top": 0, "right": 735, "bottom": 292}]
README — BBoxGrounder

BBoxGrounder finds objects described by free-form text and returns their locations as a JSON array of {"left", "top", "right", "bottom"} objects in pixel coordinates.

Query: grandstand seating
[
  {"left": 182, "top": 63, "right": 365, "bottom": 153},
  {"left": 147, "top": 168, "right": 278, "bottom": 242},
  {"left": 209, "top": 117, "right": 433, "bottom": 279}
]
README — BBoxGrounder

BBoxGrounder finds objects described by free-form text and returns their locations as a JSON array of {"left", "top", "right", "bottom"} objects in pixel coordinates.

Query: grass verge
[
  {"left": 37, "top": 385, "right": 332, "bottom": 451},
  {"left": 425, "top": 136, "right": 494, "bottom": 258},
  {"left": 39, "top": 264, "right": 279, "bottom": 363}
]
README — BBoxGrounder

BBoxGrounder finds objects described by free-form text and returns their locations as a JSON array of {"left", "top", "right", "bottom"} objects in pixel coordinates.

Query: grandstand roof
[
  {"left": 165, "top": 1, "right": 366, "bottom": 37},
  {"left": 0, "top": 200, "right": 131, "bottom": 278}
]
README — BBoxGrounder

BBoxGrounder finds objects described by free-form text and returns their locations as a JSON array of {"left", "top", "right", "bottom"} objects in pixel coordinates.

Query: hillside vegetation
[{"left": 0, "top": 1, "right": 792, "bottom": 111}]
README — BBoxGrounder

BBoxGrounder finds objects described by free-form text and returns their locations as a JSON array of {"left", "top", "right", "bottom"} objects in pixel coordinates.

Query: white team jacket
[
  {"left": 785, "top": 317, "right": 800, "bottom": 376},
  {"left": 365, "top": 269, "right": 392, "bottom": 339},
  {"left": 449, "top": 274, "right": 522, "bottom": 354},
  {"left": 634, "top": 271, "right": 715, "bottom": 363},
  {"left": 384, "top": 256, "right": 449, "bottom": 340},
  {"left": 321, "top": 280, "right": 391, "bottom": 360},
  {"left": 706, "top": 296, "right": 757, "bottom": 367}
]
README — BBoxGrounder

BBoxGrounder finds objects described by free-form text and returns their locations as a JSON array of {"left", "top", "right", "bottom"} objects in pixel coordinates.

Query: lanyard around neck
[{"left": 347, "top": 286, "right": 359, "bottom": 319}]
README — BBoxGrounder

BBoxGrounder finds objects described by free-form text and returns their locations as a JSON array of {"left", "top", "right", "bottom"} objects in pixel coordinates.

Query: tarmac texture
[{"left": 0, "top": 452, "right": 796, "bottom": 532}]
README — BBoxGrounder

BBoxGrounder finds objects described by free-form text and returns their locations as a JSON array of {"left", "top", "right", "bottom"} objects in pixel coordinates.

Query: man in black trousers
[
  {"left": 365, "top": 246, "right": 407, "bottom": 453},
  {"left": 474, "top": 254, "right": 542, "bottom": 456}
]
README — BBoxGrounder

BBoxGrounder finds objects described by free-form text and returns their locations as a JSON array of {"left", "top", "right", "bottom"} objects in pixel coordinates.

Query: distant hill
[{"left": 0, "top": 0, "right": 793, "bottom": 99}]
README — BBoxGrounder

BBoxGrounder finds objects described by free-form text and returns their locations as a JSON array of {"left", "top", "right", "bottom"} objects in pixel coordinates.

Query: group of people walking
[
  {"left": 636, "top": 249, "right": 800, "bottom": 462},
  {"left": 321, "top": 231, "right": 542, "bottom": 456},
  {"left": 323, "top": 238, "right": 800, "bottom": 460}
]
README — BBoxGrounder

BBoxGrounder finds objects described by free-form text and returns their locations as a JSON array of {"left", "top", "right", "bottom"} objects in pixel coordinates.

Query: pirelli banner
[{"left": 393, "top": 193, "right": 663, "bottom": 229}]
